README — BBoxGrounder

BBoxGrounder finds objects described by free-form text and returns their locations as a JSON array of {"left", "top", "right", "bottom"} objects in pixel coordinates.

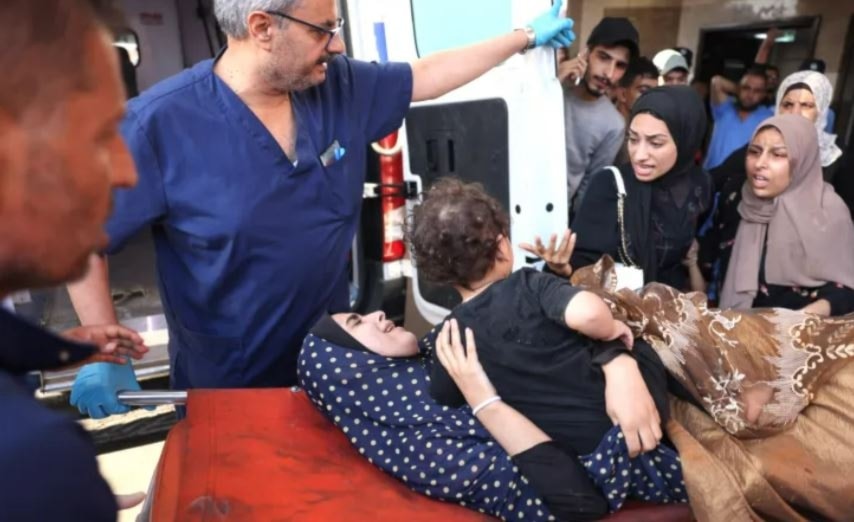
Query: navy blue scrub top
[
  {"left": 0, "top": 310, "right": 117, "bottom": 521},
  {"left": 108, "top": 53, "right": 413, "bottom": 390}
]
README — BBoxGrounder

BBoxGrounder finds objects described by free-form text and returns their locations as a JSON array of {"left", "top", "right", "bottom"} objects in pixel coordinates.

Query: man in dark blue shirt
[
  {"left": 0, "top": 314, "right": 141, "bottom": 521},
  {"left": 68, "top": 0, "right": 579, "bottom": 418},
  {"left": 0, "top": 0, "right": 149, "bottom": 519}
]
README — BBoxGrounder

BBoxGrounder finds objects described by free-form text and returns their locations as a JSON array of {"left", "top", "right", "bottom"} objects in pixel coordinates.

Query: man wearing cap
[
  {"left": 653, "top": 49, "right": 689, "bottom": 86},
  {"left": 558, "top": 17, "right": 639, "bottom": 211}
]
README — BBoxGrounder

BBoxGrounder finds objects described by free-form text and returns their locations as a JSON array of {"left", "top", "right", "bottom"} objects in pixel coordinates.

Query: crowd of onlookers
[{"left": 559, "top": 17, "right": 854, "bottom": 318}]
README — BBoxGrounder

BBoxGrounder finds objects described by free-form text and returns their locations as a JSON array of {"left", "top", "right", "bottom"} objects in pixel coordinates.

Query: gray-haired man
[{"left": 69, "top": 0, "right": 578, "bottom": 417}]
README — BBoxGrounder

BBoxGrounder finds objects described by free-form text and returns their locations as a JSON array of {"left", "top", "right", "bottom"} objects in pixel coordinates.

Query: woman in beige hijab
[
  {"left": 697, "top": 71, "right": 844, "bottom": 302},
  {"left": 718, "top": 114, "right": 854, "bottom": 314}
]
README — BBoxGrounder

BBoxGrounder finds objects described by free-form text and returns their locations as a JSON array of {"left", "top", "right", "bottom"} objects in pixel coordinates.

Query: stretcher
[{"left": 120, "top": 389, "right": 694, "bottom": 521}]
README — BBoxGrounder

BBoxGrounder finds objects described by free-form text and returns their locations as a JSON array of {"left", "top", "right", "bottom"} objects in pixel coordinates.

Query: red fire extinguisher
[{"left": 375, "top": 131, "right": 406, "bottom": 262}]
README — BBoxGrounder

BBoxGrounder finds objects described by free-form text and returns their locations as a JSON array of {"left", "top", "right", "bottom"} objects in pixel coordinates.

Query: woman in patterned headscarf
[
  {"left": 775, "top": 71, "right": 841, "bottom": 165},
  {"left": 699, "top": 71, "right": 845, "bottom": 302}
]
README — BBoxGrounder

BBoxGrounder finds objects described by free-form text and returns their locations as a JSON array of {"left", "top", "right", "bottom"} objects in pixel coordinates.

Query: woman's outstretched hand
[{"left": 520, "top": 229, "right": 577, "bottom": 278}]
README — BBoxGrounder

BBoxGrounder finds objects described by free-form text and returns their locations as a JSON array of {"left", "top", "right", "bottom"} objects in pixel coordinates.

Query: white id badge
[{"left": 614, "top": 263, "right": 645, "bottom": 290}]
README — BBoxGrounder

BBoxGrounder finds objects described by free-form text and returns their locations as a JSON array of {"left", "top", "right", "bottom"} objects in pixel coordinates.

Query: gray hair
[{"left": 214, "top": 0, "right": 300, "bottom": 39}]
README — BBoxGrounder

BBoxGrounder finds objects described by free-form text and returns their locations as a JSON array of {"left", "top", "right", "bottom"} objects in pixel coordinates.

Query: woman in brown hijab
[{"left": 718, "top": 114, "right": 854, "bottom": 315}]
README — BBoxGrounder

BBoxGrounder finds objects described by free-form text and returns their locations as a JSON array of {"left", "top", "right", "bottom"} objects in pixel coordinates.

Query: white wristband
[{"left": 471, "top": 395, "right": 502, "bottom": 416}]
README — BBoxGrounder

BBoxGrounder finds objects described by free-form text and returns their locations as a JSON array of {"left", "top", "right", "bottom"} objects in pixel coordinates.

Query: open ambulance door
[{"left": 345, "top": 0, "right": 569, "bottom": 325}]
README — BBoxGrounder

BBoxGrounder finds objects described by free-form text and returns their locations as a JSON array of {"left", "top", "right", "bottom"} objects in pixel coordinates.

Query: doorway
[{"left": 695, "top": 16, "right": 821, "bottom": 83}]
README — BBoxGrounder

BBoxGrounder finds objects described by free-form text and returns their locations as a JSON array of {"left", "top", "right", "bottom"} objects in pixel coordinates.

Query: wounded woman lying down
[
  {"left": 299, "top": 312, "right": 688, "bottom": 521},
  {"left": 300, "top": 280, "right": 854, "bottom": 520}
]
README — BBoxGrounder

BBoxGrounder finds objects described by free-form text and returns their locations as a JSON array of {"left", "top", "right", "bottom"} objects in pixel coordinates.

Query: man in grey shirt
[{"left": 558, "top": 18, "right": 639, "bottom": 211}]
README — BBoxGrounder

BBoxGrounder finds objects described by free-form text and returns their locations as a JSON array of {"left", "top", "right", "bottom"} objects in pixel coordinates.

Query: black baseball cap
[
  {"left": 799, "top": 58, "right": 826, "bottom": 74},
  {"left": 586, "top": 17, "right": 639, "bottom": 58}
]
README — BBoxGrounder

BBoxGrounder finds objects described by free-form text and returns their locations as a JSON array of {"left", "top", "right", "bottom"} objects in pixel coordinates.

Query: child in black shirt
[{"left": 408, "top": 178, "right": 669, "bottom": 460}]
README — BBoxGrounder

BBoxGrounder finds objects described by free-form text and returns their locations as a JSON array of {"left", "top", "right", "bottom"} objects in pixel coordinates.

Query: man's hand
[
  {"left": 519, "top": 229, "right": 577, "bottom": 278},
  {"left": 710, "top": 74, "right": 738, "bottom": 105},
  {"left": 558, "top": 47, "right": 588, "bottom": 85},
  {"left": 435, "top": 319, "right": 496, "bottom": 407},
  {"left": 602, "top": 355, "right": 662, "bottom": 457},
  {"left": 528, "top": 0, "right": 575, "bottom": 48},
  {"left": 62, "top": 324, "right": 148, "bottom": 366}
]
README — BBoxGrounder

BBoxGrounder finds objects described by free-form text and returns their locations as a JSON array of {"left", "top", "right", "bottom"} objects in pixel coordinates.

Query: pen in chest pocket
[{"left": 320, "top": 139, "right": 347, "bottom": 167}]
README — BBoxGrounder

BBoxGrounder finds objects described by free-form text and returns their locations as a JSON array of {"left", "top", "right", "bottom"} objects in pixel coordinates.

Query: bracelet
[{"left": 471, "top": 395, "right": 502, "bottom": 416}]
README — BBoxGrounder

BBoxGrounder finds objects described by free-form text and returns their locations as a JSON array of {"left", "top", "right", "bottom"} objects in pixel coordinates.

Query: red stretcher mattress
[{"left": 149, "top": 389, "right": 694, "bottom": 521}]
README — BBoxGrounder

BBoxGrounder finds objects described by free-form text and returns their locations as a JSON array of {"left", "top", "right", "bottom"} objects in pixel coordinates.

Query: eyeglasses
[{"left": 265, "top": 11, "right": 345, "bottom": 51}]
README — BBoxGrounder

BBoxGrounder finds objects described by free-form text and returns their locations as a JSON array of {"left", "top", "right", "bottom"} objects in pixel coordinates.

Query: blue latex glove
[
  {"left": 528, "top": 0, "right": 575, "bottom": 48},
  {"left": 70, "top": 361, "right": 144, "bottom": 419}
]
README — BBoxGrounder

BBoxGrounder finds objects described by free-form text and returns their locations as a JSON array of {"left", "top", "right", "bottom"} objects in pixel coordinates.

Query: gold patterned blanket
[{"left": 571, "top": 257, "right": 854, "bottom": 521}]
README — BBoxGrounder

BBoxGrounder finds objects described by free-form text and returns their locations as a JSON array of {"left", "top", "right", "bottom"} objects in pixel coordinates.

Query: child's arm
[
  {"left": 563, "top": 290, "right": 633, "bottom": 348},
  {"left": 601, "top": 354, "right": 663, "bottom": 457}
]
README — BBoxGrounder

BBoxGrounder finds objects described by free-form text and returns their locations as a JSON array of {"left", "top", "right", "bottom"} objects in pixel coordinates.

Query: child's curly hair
[{"left": 407, "top": 178, "right": 510, "bottom": 288}]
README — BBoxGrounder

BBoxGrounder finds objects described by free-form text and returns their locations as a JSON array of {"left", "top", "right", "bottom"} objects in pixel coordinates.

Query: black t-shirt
[{"left": 429, "top": 268, "right": 668, "bottom": 455}]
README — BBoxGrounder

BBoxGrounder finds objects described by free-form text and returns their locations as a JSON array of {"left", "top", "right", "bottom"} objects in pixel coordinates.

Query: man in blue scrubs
[
  {"left": 0, "top": 0, "right": 151, "bottom": 518},
  {"left": 704, "top": 67, "right": 774, "bottom": 169},
  {"left": 69, "top": 0, "right": 577, "bottom": 417}
]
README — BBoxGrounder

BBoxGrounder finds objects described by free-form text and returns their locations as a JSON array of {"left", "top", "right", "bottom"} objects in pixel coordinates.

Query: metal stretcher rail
[{"left": 117, "top": 390, "right": 187, "bottom": 406}]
